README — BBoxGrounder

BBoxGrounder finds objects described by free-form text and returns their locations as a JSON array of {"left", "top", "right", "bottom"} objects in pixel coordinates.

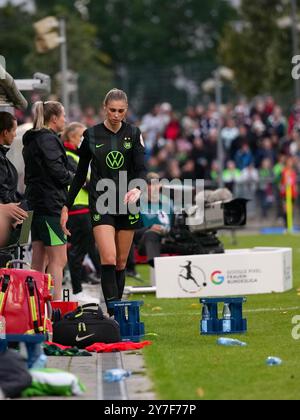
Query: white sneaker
[{"left": 73, "top": 291, "right": 99, "bottom": 305}]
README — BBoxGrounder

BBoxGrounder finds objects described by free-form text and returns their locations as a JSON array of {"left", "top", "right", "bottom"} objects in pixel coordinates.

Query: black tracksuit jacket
[
  {"left": 0, "top": 144, "right": 20, "bottom": 204},
  {"left": 23, "top": 128, "right": 72, "bottom": 216}
]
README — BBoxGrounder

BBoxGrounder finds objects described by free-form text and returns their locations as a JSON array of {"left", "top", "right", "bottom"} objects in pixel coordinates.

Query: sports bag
[
  {"left": 0, "top": 350, "right": 32, "bottom": 399},
  {"left": 0, "top": 260, "right": 53, "bottom": 335},
  {"left": 53, "top": 304, "right": 121, "bottom": 349}
]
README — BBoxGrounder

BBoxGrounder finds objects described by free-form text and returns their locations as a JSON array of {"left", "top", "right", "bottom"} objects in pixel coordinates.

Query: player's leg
[
  {"left": 46, "top": 245, "right": 68, "bottom": 300},
  {"left": 93, "top": 224, "right": 118, "bottom": 314},
  {"left": 115, "top": 229, "right": 135, "bottom": 299},
  {"left": 31, "top": 241, "right": 47, "bottom": 272}
]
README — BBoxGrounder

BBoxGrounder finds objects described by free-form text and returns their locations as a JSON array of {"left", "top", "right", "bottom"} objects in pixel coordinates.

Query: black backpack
[
  {"left": 0, "top": 350, "right": 32, "bottom": 398},
  {"left": 53, "top": 304, "right": 121, "bottom": 349}
]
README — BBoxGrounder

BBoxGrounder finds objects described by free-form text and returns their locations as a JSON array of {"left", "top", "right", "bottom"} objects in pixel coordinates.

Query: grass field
[{"left": 129, "top": 234, "right": 300, "bottom": 400}]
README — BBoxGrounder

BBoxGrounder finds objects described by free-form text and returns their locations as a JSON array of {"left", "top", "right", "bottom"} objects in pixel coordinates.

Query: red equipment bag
[{"left": 0, "top": 260, "right": 53, "bottom": 335}]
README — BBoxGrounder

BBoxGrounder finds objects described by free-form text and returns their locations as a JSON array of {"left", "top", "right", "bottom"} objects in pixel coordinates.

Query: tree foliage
[
  {"left": 35, "top": 0, "right": 236, "bottom": 66},
  {"left": 0, "top": 4, "right": 34, "bottom": 77},
  {"left": 220, "top": 0, "right": 296, "bottom": 98},
  {"left": 25, "top": 6, "right": 113, "bottom": 108},
  {"left": 0, "top": 2, "right": 113, "bottom": 108},
  {"left": 1, "top": 0, "right": 237, "bottom": 110},
  {"left": 33, "top": 0, "right": 236, "bottom": 110}
]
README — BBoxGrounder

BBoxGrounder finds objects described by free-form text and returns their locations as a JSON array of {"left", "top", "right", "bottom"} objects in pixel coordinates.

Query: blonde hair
[
  {"left": 103, "top": 89, "right": 128, "bottom": 107},
  {"left": 33, "top": 101, "right": 63, "bottom": 130},
  {"left": 62, "top": 122, "right": 85, "bottom": 142}
]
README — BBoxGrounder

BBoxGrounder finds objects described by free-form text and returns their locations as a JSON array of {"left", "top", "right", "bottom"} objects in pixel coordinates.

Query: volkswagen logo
[{"left": 106, "top": 151, "right": 125, "bottom": 170}]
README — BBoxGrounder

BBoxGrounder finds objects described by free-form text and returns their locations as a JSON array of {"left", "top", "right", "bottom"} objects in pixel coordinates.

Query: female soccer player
[
  {"left": 23, "top": 101, "right": 71, "bottom": 300},
  {"left": 61, "top": 89, "right": 146, "bottom": 314}
]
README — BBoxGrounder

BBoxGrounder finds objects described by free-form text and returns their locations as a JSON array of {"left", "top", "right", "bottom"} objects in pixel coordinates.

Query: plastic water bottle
[
  {"left": 266, "top": 357, "right": 282, "bottom": 366},
  {"left": 201, "top": 304, "right": 211, "bottom": 333},
  {"left": 31, "top": 354, "right": 48, "bottom": 370},
  {"left": 222, "top": 303, "right": 232, "bottom": 333},
  {"left": 104, "top": 369, "right": 131, "bottom": 383},
  {"left": 217, "top": 337, "right": 247, "bottom": 347}
]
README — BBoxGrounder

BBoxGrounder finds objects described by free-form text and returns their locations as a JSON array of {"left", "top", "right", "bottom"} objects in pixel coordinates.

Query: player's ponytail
[{"left": 33, "top": 101, "right": 63, "bottom": 130}]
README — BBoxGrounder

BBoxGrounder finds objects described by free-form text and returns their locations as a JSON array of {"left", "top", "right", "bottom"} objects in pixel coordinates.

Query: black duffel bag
[{"left": 53, "top": 304, "right": 121, "bottom": 349}]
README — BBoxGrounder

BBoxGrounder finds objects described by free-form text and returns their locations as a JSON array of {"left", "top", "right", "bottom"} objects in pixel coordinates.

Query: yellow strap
[
  {"left": 48, "top": 274, "right": 53, "bottom": 292},
  {"left": 0, "top": 292, "right": 5, "bottom": 314},
  {"left": 75, "top": 308, "right": 83, "bottom": 318},
  {"left": 29, "top": 296, "right": 38, "bottom": 322},
  {"left": 25, "top": 327, "right": 44, "bottom": 335},
  {"left": 43, "top": 317, "right": 47, "bottom": 332}
]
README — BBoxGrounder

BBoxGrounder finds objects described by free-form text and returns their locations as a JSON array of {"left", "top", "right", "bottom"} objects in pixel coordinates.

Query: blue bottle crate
[
  {"left": 200, "top": 297, "right": 247, "bottom": 335},
  {"left": 108, "top": 301, "right": 145, "bottom": 342}
]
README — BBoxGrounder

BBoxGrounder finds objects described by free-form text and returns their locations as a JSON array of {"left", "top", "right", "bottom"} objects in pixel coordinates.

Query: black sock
[
  {"left": 116, "top": 269, "right": 126, "bottom": 300},
  {"left": 101, "top": 265, "right": 119, "bottom": 316}
]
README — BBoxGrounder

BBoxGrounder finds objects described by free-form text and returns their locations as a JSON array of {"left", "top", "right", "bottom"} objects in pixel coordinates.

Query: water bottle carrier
[
  {"left": 200, "top": 297, "right": 247, "bottom": 335},
  {"left": 108, "top": 301, "right": 145, "bottom": 343}
]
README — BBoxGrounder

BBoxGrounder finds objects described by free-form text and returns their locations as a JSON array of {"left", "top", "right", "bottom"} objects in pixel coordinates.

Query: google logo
[{"left": 211, "top": 271, "right": 225, "bottom": 285}]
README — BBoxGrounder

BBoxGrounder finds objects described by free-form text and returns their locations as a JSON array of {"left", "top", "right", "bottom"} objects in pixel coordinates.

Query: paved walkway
[
  {"left": 32, "top": 281, "right": 156, "bottom": 400},
  {"left": 43, "top": 350, "right": 155, "bottom": 400}
]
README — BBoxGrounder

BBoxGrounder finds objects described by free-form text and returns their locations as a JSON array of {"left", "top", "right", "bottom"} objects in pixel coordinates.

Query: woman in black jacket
[
  {"left": 0, "top": 112, "right": 28, "bottom": 247},
  {"left": 0, "top": 112, "right": 20, "bottom": 204},
  {"left": 23, "top": 101, "right": 72, "bottom": 300}
]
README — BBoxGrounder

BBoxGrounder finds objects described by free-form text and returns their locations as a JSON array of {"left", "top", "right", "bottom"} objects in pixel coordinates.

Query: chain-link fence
[{"left": 114, "top": 62, "right": 236, "bottom": 115}]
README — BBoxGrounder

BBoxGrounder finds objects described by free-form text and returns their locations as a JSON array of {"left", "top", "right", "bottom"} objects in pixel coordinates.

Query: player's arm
[
  {"left": 132, "top": 127, "right": 147, "bottom": 181},
  {"left": 124, "top": 127, "right": 147, "bottom": 204},
  {"left": 61, "top": 132, "right": 92, "bottom": 235}
]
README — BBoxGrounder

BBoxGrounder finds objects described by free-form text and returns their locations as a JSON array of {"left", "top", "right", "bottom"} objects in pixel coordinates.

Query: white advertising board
[{"left": 155, "top": 247, "right": 293, "bottom": 298}]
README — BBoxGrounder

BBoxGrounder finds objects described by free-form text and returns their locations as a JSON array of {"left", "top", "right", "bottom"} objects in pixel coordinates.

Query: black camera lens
[{"left": 224, "top": 199, "right": 248, "bottom": 226}]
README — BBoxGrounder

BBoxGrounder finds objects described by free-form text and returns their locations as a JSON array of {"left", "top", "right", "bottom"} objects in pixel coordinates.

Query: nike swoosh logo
[
  {"left": 130, "top": 220, "right": 140, "bottom": 225},
  {"left": 75, "top": 334, "right": 95, "bottom": 342},
  {"left": 96, "top": 144, "right": 105, "bottom": 148}
]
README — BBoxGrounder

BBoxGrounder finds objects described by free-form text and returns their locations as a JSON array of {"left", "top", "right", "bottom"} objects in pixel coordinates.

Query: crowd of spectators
[
  {"left": 138, "top": 96, "right": 300, "bottom": 223},
  {"left": 15, "top": 94, "right": 300, "bottom": 224}
]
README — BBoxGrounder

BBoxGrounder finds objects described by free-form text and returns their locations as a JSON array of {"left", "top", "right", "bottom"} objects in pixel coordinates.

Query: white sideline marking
[{"left": 142, "top": 306, "right": 300, "bottom": 317}]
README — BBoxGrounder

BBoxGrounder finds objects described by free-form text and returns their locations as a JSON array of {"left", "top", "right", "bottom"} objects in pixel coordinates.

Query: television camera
[{"left": 165, "top": 189, "right": 248, "bottom": 255}]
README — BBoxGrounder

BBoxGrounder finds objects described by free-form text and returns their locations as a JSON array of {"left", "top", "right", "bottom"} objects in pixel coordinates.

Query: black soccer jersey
[{"left": 66, "top": 122, "right": 147, "bottom": 215}]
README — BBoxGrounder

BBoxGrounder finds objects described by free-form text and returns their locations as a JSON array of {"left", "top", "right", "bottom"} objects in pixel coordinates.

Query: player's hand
[
  {"left": 0, "top": 203, "right": 28, "bottom": 224},
  {"left": 60, "top": 206, "right": 71, "bottom": 236},
  {"left": 124, "top": 188, "right": 141, "bottom": 205},
  {"left": 150, "top": 224, "right": 164, "bottom": 234}
]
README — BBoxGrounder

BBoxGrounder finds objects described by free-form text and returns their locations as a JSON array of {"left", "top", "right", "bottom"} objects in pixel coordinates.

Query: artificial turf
[{"left": 128, "top": 234, "right": 300, "bottom": 400}]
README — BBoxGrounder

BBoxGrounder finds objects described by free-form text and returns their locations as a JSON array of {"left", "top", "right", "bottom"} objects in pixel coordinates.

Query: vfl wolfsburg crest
[
  {"left": 124, "top": 137, "right": 132, "bottom": 150},
  {"left": 93, "top": 214, "right": 101, "bottom": 222},
  {"left": 106, "top": 151, "right": 125, "bottom": 170}
]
